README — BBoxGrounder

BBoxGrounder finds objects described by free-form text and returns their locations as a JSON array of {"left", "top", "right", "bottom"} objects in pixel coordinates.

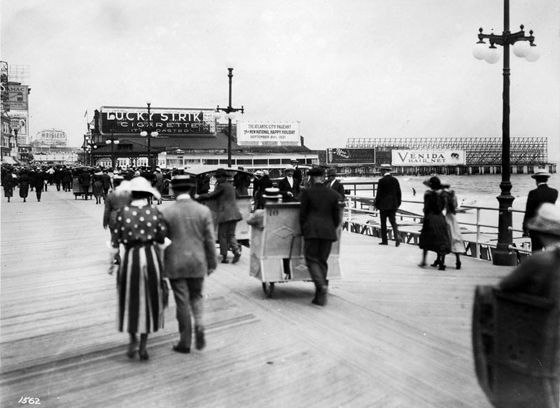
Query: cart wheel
[{"left": 262, "top": 282, "right": 275, "bottom": 298}]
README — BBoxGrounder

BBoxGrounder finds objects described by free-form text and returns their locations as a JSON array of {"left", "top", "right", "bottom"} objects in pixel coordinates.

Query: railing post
[{"left": 475, "top": 208, "right": 481, "bottom": 259}]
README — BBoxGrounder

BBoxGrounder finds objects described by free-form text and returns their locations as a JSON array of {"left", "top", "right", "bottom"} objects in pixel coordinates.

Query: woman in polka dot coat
[{"left": 110, "top": 177, "right": 167, "bottom": 361}]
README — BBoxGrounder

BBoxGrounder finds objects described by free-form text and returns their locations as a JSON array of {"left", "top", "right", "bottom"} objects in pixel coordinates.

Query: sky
[{"left": 1, "top": 0, "right": 559, "bottom": 162}]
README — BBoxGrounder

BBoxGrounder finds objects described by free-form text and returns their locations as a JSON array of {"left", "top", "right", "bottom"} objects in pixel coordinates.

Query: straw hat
[
  {"left": 171, "top": 175, "right": 196, "bottom": 190},
  {"left": 284, "top": 165, "right": 295, "bottom": 172},
  {"left": 128, "top": 177, "right": 161, "bottom": 200},
  {"left": 262, "top": 187, "right": 281, "bottom": 200},
  {"left": 526, "top": 203, "right": 560, "bottom": 236},
  {"left": 531, "top": 169, "right": 551, "bottom": 179}
]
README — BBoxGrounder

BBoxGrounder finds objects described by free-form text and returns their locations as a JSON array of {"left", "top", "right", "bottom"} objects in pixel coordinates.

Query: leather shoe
[
  {"left": 172, "top": 344, "right": 191, "bottom": 354},
  {"left": 395, "top": 240, "right": 401, "bottom": 247},
  {"left": 378, "top": 242, "right": 388, "bottom": 246},
  {"left": 195, "top": 327, "right": 206, "bottom": 350},
  {"left": 232, "top": 251, "right": 241, "bottom": 264},
  {"left": 221, "top": 257, "right": 228, "bottom": 264}
]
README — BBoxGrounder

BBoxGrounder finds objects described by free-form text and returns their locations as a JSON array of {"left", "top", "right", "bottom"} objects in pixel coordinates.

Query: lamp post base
[
  {"left": 492, "top": 185, "right": 517, "bottom": 266},
  {"left": 492, "top": 245, "right": 517, "bottom": 266}
]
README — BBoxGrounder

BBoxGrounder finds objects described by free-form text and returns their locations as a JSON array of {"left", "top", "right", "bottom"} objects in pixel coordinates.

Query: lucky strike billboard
[
  {"left": 392, "top": 150, "right": 466, "bottom": 166},
  {"left": 99, "top": 106, "right": 217, "bottom": 136}
]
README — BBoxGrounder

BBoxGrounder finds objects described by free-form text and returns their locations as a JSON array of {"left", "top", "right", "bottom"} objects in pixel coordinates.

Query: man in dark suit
[
  {"left": 197, "top": 168, "right": 243, "bottom": 264},
  {"left": 374, "top": 164, "right": 402, "bottom": 246},
  {"left": 161, "top": 175, "right": 217, "bottom": 354},
  {"left": 299, "top": 167, "right": 341, "bottom": 306},
  {"left": 324, "top": 168, "right": 345, "bottom": 202},
  {"left": 523, "top": 169, "right": 558, "bottom": 252},
  {"left": 278, "top": 165, "right": 300, "bottom": 202}
]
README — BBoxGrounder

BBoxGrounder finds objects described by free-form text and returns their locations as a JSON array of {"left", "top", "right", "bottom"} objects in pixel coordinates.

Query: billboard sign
[
  {"left": 392, "top": 150, "right": 466, "bottom": 166},
  {"left": 236, "top": 121, "right": 301, "bottom": 146},
  {"left": 9, "top": 110, "right": 28, "bottom": 136},
  {"left": 1, "top": 61, "right": 8, "bottom": 112},
  {"left": 327, "top": 148, "right": 376, "bottom": 164},
  {"left": 8, "top": 84, "right": 28, "bottom": 111},
  {"left": 99, "top": 107, "right": 216, "bottom": 136},
  {"left": 36, "top": 129, "right": 67, "bottom": 146}
]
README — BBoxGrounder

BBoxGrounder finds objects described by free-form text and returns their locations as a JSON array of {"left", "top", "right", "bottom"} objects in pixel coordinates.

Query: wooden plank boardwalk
[{"left": 0, "top": 188, "right": 512, "bottom": 407}]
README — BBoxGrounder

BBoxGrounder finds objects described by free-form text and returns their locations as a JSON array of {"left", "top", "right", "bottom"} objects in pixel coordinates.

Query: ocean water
[{"left": 342, "top": 172, "right": 560, "bottom": 244}]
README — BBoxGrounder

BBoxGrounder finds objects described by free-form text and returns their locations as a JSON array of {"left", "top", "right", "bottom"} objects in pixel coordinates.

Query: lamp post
[
  {"left": 106, "top": 114, "right": 120, "bottom": 169},
  {"left": 140, "top": 102, "right": 159, "bottom": 169},
  {"left": 83, "top": 135, "right": 97, "bottom": 166},
  {"left": 473, "top": 0, "right": 539, "bottom": 266},
  {"left": 214, "top": 67, "right": 244, "bottom": 168}
]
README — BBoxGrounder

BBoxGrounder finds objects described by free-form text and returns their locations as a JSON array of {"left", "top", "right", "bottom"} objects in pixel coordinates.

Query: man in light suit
[
  {"left": 161, "top": 175, "right": 217, "bottom": 354},
  {"left": 374, "top": 164, "right": 402, "bottom": 246},
  {"left": 523, "top": 169, "right": 558, "bottom": 252},
  {"left": 324, "top": 168, "right": 345, "bottom": 202},
  {"left": 300, "top": 167, "right": 341, "bottom": 306},
  {"left": 197, "top": 168, "right": 243, "bottom": 264}
]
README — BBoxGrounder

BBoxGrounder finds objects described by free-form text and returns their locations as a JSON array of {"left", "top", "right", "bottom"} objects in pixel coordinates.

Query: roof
[{"left": 183, "top": 165, "right": 254, "bottom": 176}]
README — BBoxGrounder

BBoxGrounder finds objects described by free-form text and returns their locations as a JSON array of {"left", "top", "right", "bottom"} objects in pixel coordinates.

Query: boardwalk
[{"left": 0, "top": 189, "right": 511, "bottom": 408}]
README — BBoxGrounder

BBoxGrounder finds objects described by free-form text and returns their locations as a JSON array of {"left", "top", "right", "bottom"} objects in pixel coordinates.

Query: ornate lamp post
[
  {"left": 139, "top": 102, "right": 159, "bottom": 169},
  {"left": 214, "top": 67, "right": 244, "bottom": 168},
  {"left": 106, "top": 114, "right": 120, "bottom": 169},
  {"left": 472, "top": 0, "right": 539, "bottom": 266},
  {"left": 83, "top": 135, "right": 97, "bottom": 166}
]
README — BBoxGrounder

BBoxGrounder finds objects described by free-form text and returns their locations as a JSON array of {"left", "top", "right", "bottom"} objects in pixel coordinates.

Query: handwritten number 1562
[{"left": 18, "top": 397, "right": 41, "bottom": 404}]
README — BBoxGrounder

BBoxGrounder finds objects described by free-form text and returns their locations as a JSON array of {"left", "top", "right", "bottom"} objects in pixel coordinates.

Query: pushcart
[
  {"left": 72, "top": 177, "right": 93, "bottom": 200},
  {"left": 183, "top": 166, "right": 254, "bottom": 247},
  {"left": 249, "top": 202, "right": 343, "bottom": 297}
]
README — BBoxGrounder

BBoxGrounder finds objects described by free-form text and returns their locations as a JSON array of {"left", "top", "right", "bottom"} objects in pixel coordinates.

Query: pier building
[{"left": 330, "top": 137, "right": 556, "bottom": 176}]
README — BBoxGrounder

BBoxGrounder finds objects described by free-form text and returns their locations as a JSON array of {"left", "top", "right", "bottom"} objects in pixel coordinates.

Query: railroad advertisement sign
[
  {"left": 392, "top": 150, "right": 466, "bottom": 166},
  {"left": 8, "top": 84, "right": 28, "bottom": 111},
  {"left": 99, "top": 107, "right": 216, "bottom": 136},
  {"left": 36, "top": 129, "right": 67, "bottom": 146},
  {"left": 236, "top": 121, "right": 301, "bottom": 146},
  {"left": 327, "top": 148, "right": 376, "bottom": 164}
]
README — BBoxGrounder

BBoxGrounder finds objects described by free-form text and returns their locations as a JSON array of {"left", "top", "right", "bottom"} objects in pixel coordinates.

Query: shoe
[
  {"left": 221, "top": 257, "right": 229, "bottom": 264},
  {"left": 456, "top": 262, "right": 462, "bottom": 270},
  {"left": 378, "top": 242, "right": 388, "bottom": 246},
  {"left": 418, "top": 262, "right": 426, "bottom": 268},
  {"left": 311, "top": 298, "right": 325, "bottom": 306},
  {"left": 430, "top": 260, "right": 441, "bottom": 267},
  {"left": 232, "top": 251, "right": 241, "bottom": 264},
  {"left": 172, "top": 344, "right": 191, "bottom": 354},
  {"left": 195, "top": 327, "right": 206, "bottom": 350},
  {"left": 438, "top": 265, "right": 446, "bottom": 271},
  {"left": 139, "top": 349, "right": 149, "bottom": 361},
  {"left": 126, "top": 341, "right": 138, "bottom": 359},
  {"left": 395, "top": 240, "right": 401, "bottom": 247}
]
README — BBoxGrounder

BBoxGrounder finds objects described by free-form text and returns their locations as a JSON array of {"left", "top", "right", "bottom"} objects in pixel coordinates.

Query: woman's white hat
[{"left": 129, "top": 177, "right": 161, "bottom": 200}]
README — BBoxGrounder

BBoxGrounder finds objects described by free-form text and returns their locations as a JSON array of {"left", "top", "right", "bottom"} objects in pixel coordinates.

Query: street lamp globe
[
  {"left": 473, "top": 41, "right": 489, "bottom": 60},
  {"left": 513, "top": 41, "right": 530, "bottom": 58},
  {"left": 485, "top": 46, "right": 501, "bottom": 64},
  {"left": 524, "top": 44, "right": 540, "bottom": 62},
  {"left": 226, "top": 111, "right": 237, "bottom": 120}
]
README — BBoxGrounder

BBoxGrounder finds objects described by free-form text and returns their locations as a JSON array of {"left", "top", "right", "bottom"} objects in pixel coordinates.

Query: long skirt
[
  {"left": 19, "top": 182, "right": 29, "bottom": 198},
  {"left": 419, "top": 212, "right": 451, "bottom": 254},
  {"left": 92, "top": 181, "right": 103, "bottom": 198},
  {"left": 445, "top": 213, "right": 465, "bottom": 254},
  {"left": 117, "top": 244, "right": 165, "bottom": 334},
  {"left": 4, "top": 185, "right": 13, "bottom": 198}
]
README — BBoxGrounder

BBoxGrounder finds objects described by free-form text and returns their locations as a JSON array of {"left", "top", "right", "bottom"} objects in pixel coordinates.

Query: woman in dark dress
[
  {"left": 3, "top": 169, "right": 16, "bottom": 202},
  {"left": 418, "top": 176, "right": 451, "bottom": 270},
  {"left": 92, "top": 174, "right": 104, "bottom": 204},
  {"left": 109, "top": 177, "right": 167, "bottom": 361},
  {"left": 18, "top": 170, "right": 29, "bottom": 202}
]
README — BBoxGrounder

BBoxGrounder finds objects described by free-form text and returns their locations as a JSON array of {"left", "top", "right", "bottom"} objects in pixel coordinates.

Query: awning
[{"left": 1, "top": 156, "right": 21, "bottom": 165}]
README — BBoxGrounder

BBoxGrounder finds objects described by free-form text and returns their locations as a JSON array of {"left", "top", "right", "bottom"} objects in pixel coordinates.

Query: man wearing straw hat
[
  {"left": 522, "top": 169, "right": 558, "bottom": 252},
  {"left": 160, "top": 175, "right": 217, "bottom": 354}
]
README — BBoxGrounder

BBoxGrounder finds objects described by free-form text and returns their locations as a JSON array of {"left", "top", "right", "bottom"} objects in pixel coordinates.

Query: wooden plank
[{"left": 1, "top": 188, "right": 510, "bottom": 407}]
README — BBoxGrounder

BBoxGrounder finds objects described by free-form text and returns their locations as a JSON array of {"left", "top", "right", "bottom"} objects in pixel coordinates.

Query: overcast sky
[{"left": 2, "top": 0, "right": 559, "bottom": 162}]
